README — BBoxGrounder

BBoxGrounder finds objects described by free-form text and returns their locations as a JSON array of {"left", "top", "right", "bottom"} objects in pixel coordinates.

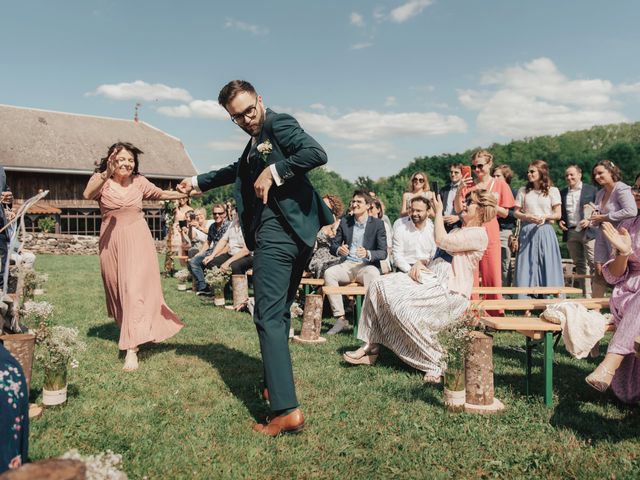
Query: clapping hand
[
  {"left": 355, "top": 246, "right": 367, "bottom": 259},
  {"left": 601, "top": 222, "right": 633, "bottom": 255},
  {"left": 337, "top": 242, "right": 349, "bottom": 257}
]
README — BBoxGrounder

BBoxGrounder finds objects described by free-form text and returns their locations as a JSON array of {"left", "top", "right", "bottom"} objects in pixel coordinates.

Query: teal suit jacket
[{"left": 196, "top": 109, "right": 334, "bottom": 250}]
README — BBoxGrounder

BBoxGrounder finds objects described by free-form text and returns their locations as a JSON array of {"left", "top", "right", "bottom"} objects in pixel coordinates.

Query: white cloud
[
  {"left": 295, "top": 109, "right": 467, "bottom": 141},
  {"left": 384, "top": 96, "right": 397, "bottom": 107},
  {"left": 224, "top": 18, "right": 269, "bottom": 36},
  {"left": 618, "top": 82, "right": 640, "bottom": 95},
  {"left": 207, "top": 139, "right": 248, "bottom": 151},
  {"left": 157, "top": 100, "right": 227, "bottom": 119},
  {"left": 87, "top": 80, "right": 192, "bottom": 102},
  {"left": 373, "top": 7, "right": 386, "bottom": 22},
  {"left": 350, "top": 12, "right": 364, "bottom": 27},
  {"left": 345, "top": 141, "right": 394, "bottom": 154},
  {"left": 350, "top": 42, "right": 374, "bottom": 50},
  {"left": 460, "top": 57, "right": 627, "bottom": 137},
  {"left": 309, "top": 103, "right": 326, "bottom": 110},
  {"left": 389, "top": 0, "right": 434, "bottom": 23}
]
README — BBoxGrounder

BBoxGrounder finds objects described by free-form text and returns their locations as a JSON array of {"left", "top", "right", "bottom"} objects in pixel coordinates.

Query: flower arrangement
[
  {"left": 162, "top": 199, "right": 176, "bottom": 226},
  {"left": 205, "top": 266, "right": 231, "bottom": 289},
  {"left": 20, "top": 300, "right": 54, "bottom": 334},
  {"left": 174, "top": 269, "right": 190, "bottom": 283},
  {"left": 438, "top": 305, "right": 484, "bottom": 392},
  {"left": 22, "top": 268, "right": 38, "bottom": 301},
  {"left": 35, "top": 324, "right": 85, "bottom": 373},
  {"left": 60, "top": 449, "right": 127, "bottom": 480}
]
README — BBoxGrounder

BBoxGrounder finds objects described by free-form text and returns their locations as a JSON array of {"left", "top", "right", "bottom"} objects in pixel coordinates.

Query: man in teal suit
[{"left": 179, "top": 80, "right": 333, "bottom": 436}]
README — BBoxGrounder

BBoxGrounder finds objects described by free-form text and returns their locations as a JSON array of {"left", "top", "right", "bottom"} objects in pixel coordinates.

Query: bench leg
[
  {"left": 525, "top": 337, "right": 533, "bottom": 397},
  {"left": 353, "top": 295, "right": 362, "bottom": 338},
  {"left": 543, "top": 332, "right": 554, "bottom": 407}
]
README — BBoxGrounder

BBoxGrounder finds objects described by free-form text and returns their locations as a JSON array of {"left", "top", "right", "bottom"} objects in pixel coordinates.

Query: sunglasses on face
[
  {"left": 464, "top": 197, "right": 474, "bottom": 206},
  {"left": 631, "top": 186, "right": 640, "bottom": 194},
  {"left": 213, "top": 211, "right": 225, "bottom": 216},
  {"left": 413, "top": 177, "right": 425, "bottom": 183},
  {"left": 528, "top": 169, "right": 537, "bottom": 174},
  {"left": 472, "top": 163, "right": 486, "bottom": 170}
]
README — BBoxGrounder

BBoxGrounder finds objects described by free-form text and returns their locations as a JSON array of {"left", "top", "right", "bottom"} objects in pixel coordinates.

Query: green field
[{"left": 27, "top": 255, "right": 640, "bottom": 479}]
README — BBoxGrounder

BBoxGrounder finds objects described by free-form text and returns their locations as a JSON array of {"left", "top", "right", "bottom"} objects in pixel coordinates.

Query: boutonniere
[{"left": 256, "top": 139, "right": 273, "bottom": 163}]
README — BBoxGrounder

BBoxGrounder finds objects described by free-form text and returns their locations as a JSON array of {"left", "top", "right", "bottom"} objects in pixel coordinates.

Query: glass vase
[
  {"left": 213, "top": 285, "right": 226, "bottom": 306},
  {"left": 42, "top": 364, "right": 68, "bottom": 406}
]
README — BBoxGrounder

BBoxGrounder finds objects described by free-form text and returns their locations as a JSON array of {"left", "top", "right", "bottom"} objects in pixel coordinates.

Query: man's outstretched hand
[{"left": 177, "top": 178, "right": 194, "bottom": 195}]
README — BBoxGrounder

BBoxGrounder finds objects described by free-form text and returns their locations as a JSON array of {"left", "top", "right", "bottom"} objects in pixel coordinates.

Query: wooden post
[
  {"left": 232, "top": 274, "right": 249, "bottom": 307},
  {"left": 464, "top": 331, "right": 505, "bottom": 413},
  {"left": 293, "top": 294, "right": 326, "bottom": 344},
  {"left": 0, "top": 459, "right": 86, "bottom": 479}
]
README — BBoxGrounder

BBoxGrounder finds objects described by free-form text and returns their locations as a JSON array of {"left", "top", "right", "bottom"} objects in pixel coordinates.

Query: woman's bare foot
[{"left": 123, "top": 348, "right": 139, "bottom": 372}]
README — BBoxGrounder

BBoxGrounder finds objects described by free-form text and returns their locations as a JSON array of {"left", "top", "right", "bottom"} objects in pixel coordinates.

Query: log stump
[
  {"left": 0, "top": 459, "right": 86, "bottom": 480},
  {"left": 464, "top": 331, "right": 505, "bottom": 414},
  {"left": 293, "top": 294, "right": 326, "bottom": 344},
  {"left": 231, "top": 274, "right": 249, "bottom": 308}
]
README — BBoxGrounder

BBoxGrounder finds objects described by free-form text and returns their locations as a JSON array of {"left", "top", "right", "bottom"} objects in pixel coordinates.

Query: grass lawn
[{"left": 27, "top": 254, "right": 640, "bottom": 479}]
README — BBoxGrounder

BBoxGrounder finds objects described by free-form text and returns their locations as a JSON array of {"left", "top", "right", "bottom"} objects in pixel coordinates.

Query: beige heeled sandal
[
  {"left": 585, "top": 365, "right": 615, "bottom": 392},
  {"left": 343, "top": 345, "right": 379, "bottom": 365}
]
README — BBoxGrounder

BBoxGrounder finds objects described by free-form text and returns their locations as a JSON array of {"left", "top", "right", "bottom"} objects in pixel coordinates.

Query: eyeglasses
[
  {"left": 213, "top": 211, "right": 226, "bottom": 216},
  {"left": 472, "top": 163, "right": 486, "bottom": 170},
  {"left": 413, "top": 177, "right": 425, "bottom": 183},
  {"left": 631, "top": 187, "right": 640, "bottom": 194},
  {"left": 230, "top": 97, "right": 259, "bottom": 125}
]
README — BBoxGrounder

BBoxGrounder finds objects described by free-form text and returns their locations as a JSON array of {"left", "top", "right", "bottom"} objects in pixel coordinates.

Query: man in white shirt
[
  {"left": 392, "top": 196, "right": 436, "bottom": 273},
  {"left": 559, "top": 165, "right": 597, "bottom": 297},
  {"left": 204, "top": 217, "right": 253, "bottom": 274}
]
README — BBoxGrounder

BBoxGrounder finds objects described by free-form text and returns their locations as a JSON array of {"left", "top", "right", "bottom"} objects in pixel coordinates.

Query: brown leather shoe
[{"left": 253, "top": 408, "right": 305, "bottom": 437}]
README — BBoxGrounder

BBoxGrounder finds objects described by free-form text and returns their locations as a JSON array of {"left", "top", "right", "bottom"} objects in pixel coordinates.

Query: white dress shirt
[
  {"left": 565, "top": 182, "right": 582, "bottom": 227},
  {"left": 392, "top": 217, "right": 437, "bottom": 273}
]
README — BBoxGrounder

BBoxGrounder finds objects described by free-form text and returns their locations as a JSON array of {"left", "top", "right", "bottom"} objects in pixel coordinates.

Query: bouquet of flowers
[
  {"left": 205, "top": 267, "right": 231, "bottom": 290},
  {"left": 61, "top": 449, "right": 127, "bottom": 480},
  {"left": 35, "top": 324, "right": 86, "bottom": 374},
  {"left": 174, "top": 269, "right": 190, "bottom": 283},
  {"left": 20, "top": 300, "right": 54, "bottom": 334},
  {"left": 437, "top": 305, "right": 483, "bottom": 391}
]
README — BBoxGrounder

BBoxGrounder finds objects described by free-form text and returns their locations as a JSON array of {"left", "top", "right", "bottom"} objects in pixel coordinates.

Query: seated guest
[
  {"left": 307, "top": 195, "right": 344, "bottom": 279},
  {"left": 189, "top": 204, "right": 230, "bottom": 295},
  {"left": 586, "top": 172, "right": 640, "bottom": 402},
  {"left": 392, "top": 196, "right": 436, "bottom": 273},
  {"left": 187, "top": 207, "right": 214, "bottom": 257},
  {"left": 441, "top": 162, "right": 464, "bottom": 232},
  {"left": 324, "top": 190, "right": 387, "bottom": 335},
  {"left": 559, "top": 165, "right": 597, "bottom": 297},
  {"left": 369, "top": 198, "right": 394, "bottom": 273},
  {"left": 0, "top": 342, "right": 29, "bottom": 473},
  {"left": 343, "top": 191, "right": 495, "bottom": 383},
  {"left": 203, "top": 217, "right": 253, "bottom": 275}
]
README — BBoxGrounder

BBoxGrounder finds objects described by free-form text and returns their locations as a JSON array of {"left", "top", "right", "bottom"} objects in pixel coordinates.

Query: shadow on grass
[
  {"left": 173, "top": 342, "right": 266, "bottom": 422},
  {"left": 86, "top": 321, "right": 120, "bottom": 343}
]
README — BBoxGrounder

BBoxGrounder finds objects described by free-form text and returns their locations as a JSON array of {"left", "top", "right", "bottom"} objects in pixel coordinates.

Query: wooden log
[
  {"left": 293, "top": 294, "right": 326, "bottom": 344},
  {"left": 464, "top": 331, "right": 505, "bottom": 414},
  {"left": 0, "top": 459, "right": 86, "bottom": 479},
  {"left": 231, "top": 274, "right": 249, "bottom": 307}
]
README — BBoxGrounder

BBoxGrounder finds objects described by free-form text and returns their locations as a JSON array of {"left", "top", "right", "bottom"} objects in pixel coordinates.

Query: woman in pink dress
[
  {"left": 343, "top": 190, "right": 496, "bottom": 383},
  {"left": 586, "top": 173, "right": 640, "bottom": 403},
  {"left": 84, "top": 142, "right": 186, "bottom": 371}
]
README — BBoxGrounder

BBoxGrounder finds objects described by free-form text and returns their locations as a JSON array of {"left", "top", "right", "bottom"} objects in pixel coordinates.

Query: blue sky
[{"left": 2, "top": 0, "right": 640, "bottom": 180}]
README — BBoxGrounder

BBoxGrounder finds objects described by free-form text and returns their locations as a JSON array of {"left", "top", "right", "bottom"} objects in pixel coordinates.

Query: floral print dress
[{"left": 0, "top": 343, "right": 29, "bottom": 473}]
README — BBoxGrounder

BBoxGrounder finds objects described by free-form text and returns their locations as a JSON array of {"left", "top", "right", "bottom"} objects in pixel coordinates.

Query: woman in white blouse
[{"left": 513, "top": 160, "right": 564, "bottom": 298}]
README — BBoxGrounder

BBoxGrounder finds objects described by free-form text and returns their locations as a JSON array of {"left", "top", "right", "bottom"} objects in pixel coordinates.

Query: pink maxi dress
[{"left": 90, "top": 173, "right": 184, "bottom": 350}]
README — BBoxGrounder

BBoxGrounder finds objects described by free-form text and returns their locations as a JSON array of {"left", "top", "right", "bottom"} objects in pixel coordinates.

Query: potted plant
[
  {"left": 35, "top": 319, "right": 85, "bottom": 406},
  {"left": 174, "top": 269, "right": 190, "bottom": 291},
  {"left": 205, "top": 267, "right": 231, "bottom": 306},
  {"left": 438, "top": 306, "right": 480, "bottom": 412},
  {"left": 34, "top": 272, "right": 48, "bottom": 296}
]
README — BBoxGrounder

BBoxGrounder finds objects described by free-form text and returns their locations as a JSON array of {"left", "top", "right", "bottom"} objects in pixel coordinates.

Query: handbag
[{"left": 508, "top": 220, "right": 521, "bottom": 254}]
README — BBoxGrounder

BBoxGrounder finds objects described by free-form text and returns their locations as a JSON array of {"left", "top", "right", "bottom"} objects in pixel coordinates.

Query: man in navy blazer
[
  {"left": 323, "top": 190, "right": 387, "bottom": 334},
  {"left": 559, "top": 165, "right": 597, "bottom": 297}
]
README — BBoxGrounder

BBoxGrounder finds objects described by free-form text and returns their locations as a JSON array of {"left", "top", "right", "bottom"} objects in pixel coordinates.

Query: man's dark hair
[
  {"left": 352, "top": 190, "right": 373, "bottom": 205},
  {"left": 410, "top": 195, "right": 431, "bottom": 210},
  {"left": 218, "top": 80, "right": 256, "bottom": 108},
  {"left": 450, "top": 162, "right": 464, "bottom": 170}
]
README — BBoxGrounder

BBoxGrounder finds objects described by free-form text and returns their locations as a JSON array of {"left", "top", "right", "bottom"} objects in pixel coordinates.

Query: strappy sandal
[
  {"left": 343, "top": 345, "right": 379, "bottom": 365},
  {"left": 585, "top": 365, "right": 615, "bottom": 392}
]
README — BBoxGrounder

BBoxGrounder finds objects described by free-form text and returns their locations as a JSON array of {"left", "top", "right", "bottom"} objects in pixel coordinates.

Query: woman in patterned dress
[
  {"left": 83, "top": 142, "right": 187, "bottom": 371},
  {"left": 586, "top": 173, "right": 640, "bottom": 403},
  {"left": 343, "top": 190, "right": 496, "bottom": 383}
]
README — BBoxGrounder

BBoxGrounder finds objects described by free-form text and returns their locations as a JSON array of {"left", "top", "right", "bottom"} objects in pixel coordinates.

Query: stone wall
[{"left": 22, "top": 233, "right": 166, "bottom": 255}]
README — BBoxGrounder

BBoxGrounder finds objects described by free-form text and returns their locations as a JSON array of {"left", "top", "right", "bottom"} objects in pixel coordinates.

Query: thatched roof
[{"left": 0, "top": 104, "right": 198, "bottom": 179}]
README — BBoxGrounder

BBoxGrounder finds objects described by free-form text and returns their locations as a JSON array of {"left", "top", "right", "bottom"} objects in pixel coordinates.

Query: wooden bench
[
  {"left": 299, "top": 277, "right": 325, "bottom": 295},
  {"left": 471, "top": 297, "right": 609, "bottom": 312},
  {"left": 321, "top": 284, "right": 367, "bottom": 337},
  {"left": 480, "top": 315, "right": 615, "bottom": 407},
  {"left": 472, "top": 286, "right": 582, "bottom": 296}
]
